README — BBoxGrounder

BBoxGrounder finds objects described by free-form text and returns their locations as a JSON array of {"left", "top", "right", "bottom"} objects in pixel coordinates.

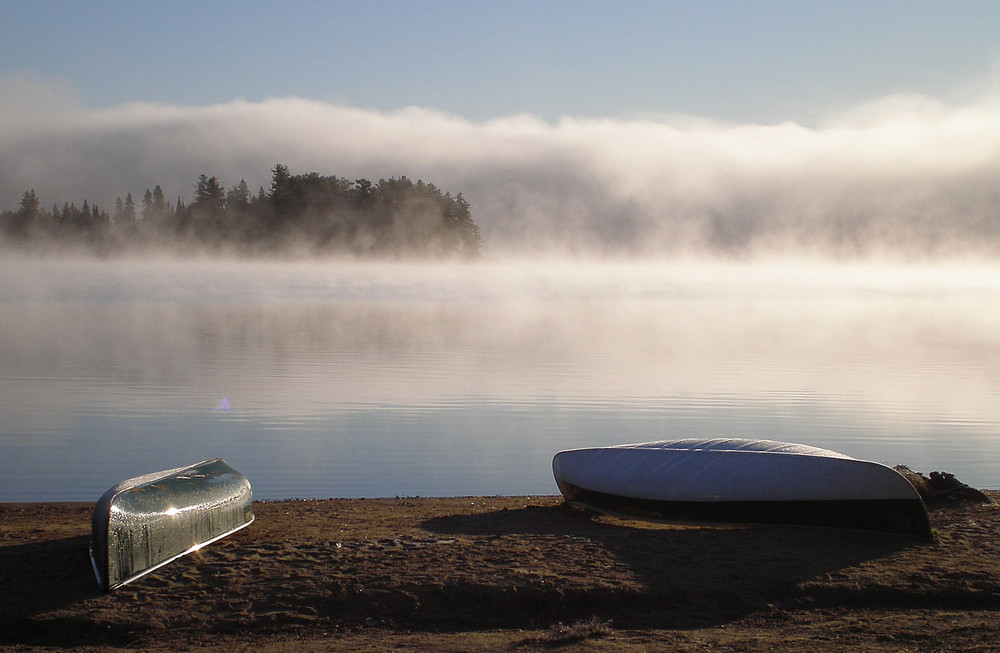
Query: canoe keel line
[
  {"left": 553, "top": 439, "right": 933, "bottom": 538},
  {"left": 90, "top": 458, "right": 254, "bottom": 591}
]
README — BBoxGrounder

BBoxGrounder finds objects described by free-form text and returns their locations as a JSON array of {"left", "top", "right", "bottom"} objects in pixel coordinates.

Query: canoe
[
  {"left": 90, "top": 458, "right": 254, "bottom": 591},
  {"left": 552, "top": 439, "right": 932, "bottom": 538}
]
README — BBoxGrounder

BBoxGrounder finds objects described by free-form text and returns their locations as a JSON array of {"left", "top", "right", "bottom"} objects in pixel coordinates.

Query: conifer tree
[
  {"left": 123, "top": 193, "right": 136, "bottom": 223},
  {"left": 6, "top": 189, "right": 41, "bottom": 239},
  {"left": 141, "top": 189, "right": 153, "bottom": 220}
]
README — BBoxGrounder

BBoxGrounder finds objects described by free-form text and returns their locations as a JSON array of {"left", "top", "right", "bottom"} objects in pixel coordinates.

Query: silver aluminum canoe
[
  {"left": 552, "top": 439, "right": 932, "bottom": 537},
  {"left": 90, "top": 458, "right": 254, "bottom": 591}
]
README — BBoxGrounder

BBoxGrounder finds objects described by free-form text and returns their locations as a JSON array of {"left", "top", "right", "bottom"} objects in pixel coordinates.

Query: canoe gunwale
[
  {"left": 90, "top": 515, "right": 255, "bottom": 591},
  {"left": 557, "top": 479, "right": 934, "bottom": 538}
]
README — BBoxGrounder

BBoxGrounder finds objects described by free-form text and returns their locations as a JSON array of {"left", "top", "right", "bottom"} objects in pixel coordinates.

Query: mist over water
[
  {"left": 4, "top": 73, "right": 1000, "bottom": 501},
  {"left": 3, "top": 82, "right": 1000, "bottom": 258},
  {"left": 2, "top": 256, "right": 999, "bottom": 501}
]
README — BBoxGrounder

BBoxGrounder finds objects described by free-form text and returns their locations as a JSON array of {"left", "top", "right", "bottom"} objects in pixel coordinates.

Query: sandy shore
[{"left": 2, "top": 493, "right": 998, "bottom": 652}]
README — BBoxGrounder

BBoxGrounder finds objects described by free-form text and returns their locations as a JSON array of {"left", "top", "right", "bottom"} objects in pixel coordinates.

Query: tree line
[{"left": 0, "top": 165, "right": 482, "bottom": 257}]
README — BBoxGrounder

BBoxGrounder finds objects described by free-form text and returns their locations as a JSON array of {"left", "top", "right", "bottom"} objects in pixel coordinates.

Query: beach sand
[{"left": 2, "top": 493, "right": 998, "bottom": 652}]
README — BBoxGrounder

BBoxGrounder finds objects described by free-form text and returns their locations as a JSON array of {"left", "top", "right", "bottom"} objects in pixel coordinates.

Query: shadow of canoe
[
  {"left": 419, "top": 503, "right": 923, "bottom": 630},
  {"left": 0, "top": 534, "right": 138, "bottom": 647}
]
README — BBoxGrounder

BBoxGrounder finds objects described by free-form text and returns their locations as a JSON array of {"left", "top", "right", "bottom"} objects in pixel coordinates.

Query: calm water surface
[{"left": 2, "top": 257, "right": 999, "bottom": 501}]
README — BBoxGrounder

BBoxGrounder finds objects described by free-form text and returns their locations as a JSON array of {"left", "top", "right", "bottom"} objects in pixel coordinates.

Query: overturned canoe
[
  {"left": 552, "top": 439, "right": 932, "bottom": 538},
  {"left": 90, "top": 458, "right": 254, "bottom": 591}
]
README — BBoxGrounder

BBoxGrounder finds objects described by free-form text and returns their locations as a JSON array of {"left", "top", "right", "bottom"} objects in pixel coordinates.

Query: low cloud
[{"left": 3, "top": 74, "right": 1000, "bottom": 257}]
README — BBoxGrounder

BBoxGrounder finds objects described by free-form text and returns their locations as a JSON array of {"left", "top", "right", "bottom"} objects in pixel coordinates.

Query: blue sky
[
  {"left": 3, "top": 0, "right": 998, "bottom": 124},
  {"left": 3, "top": 1, "right": 1000, "bottom": 255}
]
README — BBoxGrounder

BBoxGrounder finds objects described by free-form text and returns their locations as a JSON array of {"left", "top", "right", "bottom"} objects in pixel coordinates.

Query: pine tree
[
  {"left": 18, "top": 189, "right": 40, "bottom": 216},
  {"left": 123, "top": 193, "right": 137, "bottom": 223},
  {"left": 226, "top": 179, "right": 251, "bottom": 211},
  {"left": 6, "top": 189, "right": 41, "bottom": 239},
  {"left": 141, "top": 189, "right": 153, "bottom": 220},
  {"left": 152, "top": 185, "right": 167, "bottom": 215}
]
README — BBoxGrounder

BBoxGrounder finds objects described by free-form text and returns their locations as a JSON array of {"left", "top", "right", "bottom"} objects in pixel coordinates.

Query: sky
[
  {"left": 3, "top": 1, "right": 1000, "bottom": 255},
  {"left": 4, "top": 0, "right": 998, "bottom": 123}
]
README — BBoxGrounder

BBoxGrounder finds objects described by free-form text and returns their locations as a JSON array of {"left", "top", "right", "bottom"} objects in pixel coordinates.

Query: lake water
[{"left": 2, "top": 257, "right": 999, "bottom": 502}]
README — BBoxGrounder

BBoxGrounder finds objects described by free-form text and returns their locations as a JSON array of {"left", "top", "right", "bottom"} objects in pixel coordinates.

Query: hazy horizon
[
  {"left": 6, "top": 3, "right": 1000, "bottom": 257},
  {"left": 4, "top": 79, "right": 1000, "bottom": 259}
]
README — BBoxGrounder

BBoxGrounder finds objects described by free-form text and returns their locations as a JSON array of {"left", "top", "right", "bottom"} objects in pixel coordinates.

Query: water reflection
[{"left": 2, "top": 258, "right": 999, "bottom": 501}]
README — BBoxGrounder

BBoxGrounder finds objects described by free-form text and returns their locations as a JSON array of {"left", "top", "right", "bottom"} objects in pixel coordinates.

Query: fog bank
[{"left": 4, "top": 75, "right": 1000, "bottom": 257}]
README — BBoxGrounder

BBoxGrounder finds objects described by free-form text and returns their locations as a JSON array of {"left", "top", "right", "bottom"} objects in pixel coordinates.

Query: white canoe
[{"left": 552, "top": 439, "right": 931, "bottom": 537}]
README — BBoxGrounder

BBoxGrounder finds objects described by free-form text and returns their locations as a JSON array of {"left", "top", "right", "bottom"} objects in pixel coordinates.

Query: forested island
[{"left": 0, "top": 165, "right": 482, "bottom": 257}]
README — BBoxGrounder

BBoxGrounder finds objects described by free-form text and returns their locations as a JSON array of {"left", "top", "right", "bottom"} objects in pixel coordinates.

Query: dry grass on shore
[{"left": 1, "top": 493, "right": 998, "bottom": 652}]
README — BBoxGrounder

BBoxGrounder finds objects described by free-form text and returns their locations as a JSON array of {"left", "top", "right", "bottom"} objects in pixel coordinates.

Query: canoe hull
[
  {"left": 553, "top": 439, "right": 932, "bottom": 538},
  {"left": 90, "top": 458, "right": 254, "bottom": 591}
]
